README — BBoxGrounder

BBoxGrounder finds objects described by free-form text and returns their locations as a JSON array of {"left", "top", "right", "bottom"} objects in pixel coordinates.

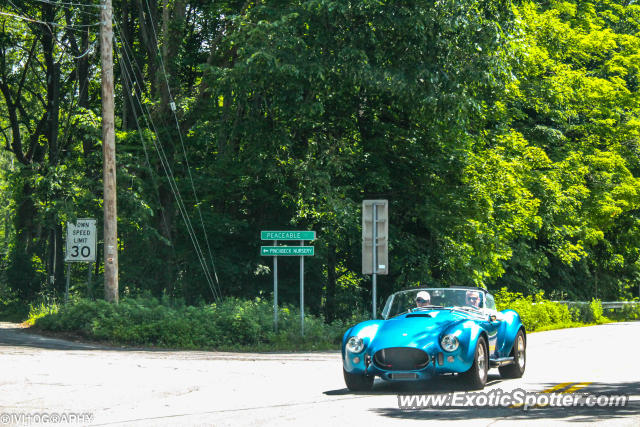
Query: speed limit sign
[{"left": 65, "top": 219, "right": 97, "bottom": 262}]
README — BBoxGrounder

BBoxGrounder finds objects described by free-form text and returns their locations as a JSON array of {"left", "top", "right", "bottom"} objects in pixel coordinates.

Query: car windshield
[{"left": 381, "top": 288, "right": 485, "bottom": 319}]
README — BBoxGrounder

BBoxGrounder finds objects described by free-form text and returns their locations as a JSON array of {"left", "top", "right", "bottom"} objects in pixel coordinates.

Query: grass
[{"left": 531, "top": 320, "right": 614, "bottom": 333}]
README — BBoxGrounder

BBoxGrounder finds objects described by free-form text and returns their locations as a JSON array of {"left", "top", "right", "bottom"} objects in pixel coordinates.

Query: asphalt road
[{"left": 0, "top": 321, "right": 639, "bottom": 426}]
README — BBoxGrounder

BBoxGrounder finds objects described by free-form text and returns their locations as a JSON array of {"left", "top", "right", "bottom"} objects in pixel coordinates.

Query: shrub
[
  {"left": 584, "top": 299, "right": 607, "bottom": 324},
  {"left": 28, "top": 290, "right": 633, "bottom": 349},
  {"left": 494, "top": 288, "right": 581, "bottom": 331},
  {"left": 30, "top": 296, "right": 351, "bottom": 350},
  {"left": 605, "top": 303, "right": 640, "bottom": 321},
  {"left": 25, "top": 301, "right": 60, "bottom": 326},
  {"left": 0, "top": 294, "right": 29, "bottom": 322}
]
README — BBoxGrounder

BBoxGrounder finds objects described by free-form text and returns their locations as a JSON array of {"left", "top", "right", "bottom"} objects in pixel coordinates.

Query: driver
[
  {"left": 465, "top": 290, "right": 481, "bottom": 308},
  {"left": 415, "top": 291, "right": 431, "bottom": 308}
]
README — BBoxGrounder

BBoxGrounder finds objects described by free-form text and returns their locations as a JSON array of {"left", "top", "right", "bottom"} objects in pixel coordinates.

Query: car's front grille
[{"left": 373, "top": 347, "right": 429, "bottom": 371}]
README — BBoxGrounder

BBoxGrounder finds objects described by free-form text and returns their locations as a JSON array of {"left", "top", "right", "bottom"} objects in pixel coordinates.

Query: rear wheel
[
  {"left": 499, "top": 330, "right": 526, "bottom": 378},
  {"left": 343, "top": 369, "right": 374, "bottom": 391},
  {"left": 461, "top": 336, "right": 488, "bottom": 390}
]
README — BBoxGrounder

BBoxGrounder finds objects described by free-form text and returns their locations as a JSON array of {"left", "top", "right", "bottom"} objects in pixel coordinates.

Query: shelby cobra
[{"left": 342, "top": 287, "right": 526, "bottom": 390}]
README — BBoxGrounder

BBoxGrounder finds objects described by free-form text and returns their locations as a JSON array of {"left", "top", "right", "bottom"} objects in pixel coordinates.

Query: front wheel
[
  {"left": 343, "top": 369, "right": 374, "bottom": 391},
  {"left": 461, "top": 336, "right": 488, "bottom": 390},
  {"left": 499, "top": 330, "right": 526, "bottom": 378}
]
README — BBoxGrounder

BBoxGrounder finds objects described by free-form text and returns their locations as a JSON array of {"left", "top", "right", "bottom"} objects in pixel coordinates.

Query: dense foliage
[
  {"left": 1, "top": 0, "right": 639, "bottom": 319},
  {"left": 29, "top": 296, "right": 355, "bottom": 350}
]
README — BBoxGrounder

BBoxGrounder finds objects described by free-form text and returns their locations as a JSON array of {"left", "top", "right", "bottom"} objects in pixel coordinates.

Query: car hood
[{"left": 367, "top": 309, "right": 481, "bottom": 354}]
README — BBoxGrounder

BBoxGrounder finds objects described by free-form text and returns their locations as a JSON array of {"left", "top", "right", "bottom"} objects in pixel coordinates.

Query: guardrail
[{"left": 552, "top": 301, "right": 640, "bottom": 310}]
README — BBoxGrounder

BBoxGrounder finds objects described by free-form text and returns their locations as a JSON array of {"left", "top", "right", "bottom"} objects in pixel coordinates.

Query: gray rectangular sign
[{"left": 362, "top": 200, "right": 388, "bottom": 275}]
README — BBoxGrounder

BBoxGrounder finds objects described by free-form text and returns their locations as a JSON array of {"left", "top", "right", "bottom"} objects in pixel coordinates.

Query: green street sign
[
  {"left": 261, "top": 230, "right": 316, "bottom": 241},
  {"left": 261, "top": 246, "right": 315, "bottom": 256}
]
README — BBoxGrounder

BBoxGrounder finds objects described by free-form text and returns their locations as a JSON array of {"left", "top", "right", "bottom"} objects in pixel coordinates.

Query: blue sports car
[{"left": 342, "top": 287, "right": 526, "bottom": 391}]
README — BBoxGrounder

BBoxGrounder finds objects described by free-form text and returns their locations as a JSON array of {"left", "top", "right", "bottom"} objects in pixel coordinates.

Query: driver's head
[
  {"left": 466, "top": 291, "right": 481, "bottom": 307},
  {"left": 415, "top": 291, "right": 431, "bottom": 308}
]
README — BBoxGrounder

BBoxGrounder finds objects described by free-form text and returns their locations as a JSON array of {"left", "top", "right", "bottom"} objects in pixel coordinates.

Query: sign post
[
  {"left": 261, "top": 230, "right": 315, "bottom": 335},
  {"left": 65, "top": 263, "right": 71, "bottom": 305},
  {"left": 373, "top": 204, "right": 378, "bottom": 318},
  {"left": 273, "top": 239, "right": 278, "bottom": 332},
  {"left": 300, "top": 240, "right": 304, "bottom": 336},
  {"left": 65, "top": 219, "right": 97, "bottom": 304}
]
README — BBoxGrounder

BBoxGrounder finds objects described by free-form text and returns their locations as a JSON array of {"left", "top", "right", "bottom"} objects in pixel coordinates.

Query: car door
[{"left": 482, "top": 293, "right": 501, "bottom": 357}]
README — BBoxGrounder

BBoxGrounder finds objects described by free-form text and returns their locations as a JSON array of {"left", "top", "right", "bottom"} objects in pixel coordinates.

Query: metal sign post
[
  {"left": 372, "top": 203, "right": 378, "bottom": 319},
  {"left": 65, "top": 264, "right": 71, "bottom": 304},
  {"left": 300, "top": 240, "right": 304, "bottom": 336},
  {"left": 261, "top": 231, "right": 315, "bottom": 335},
  {"left": 273, "top": 240, "right": 278, "bottom": 332},
  {"left": 87, "top": 263, "right": 94, "bottom": 300}
]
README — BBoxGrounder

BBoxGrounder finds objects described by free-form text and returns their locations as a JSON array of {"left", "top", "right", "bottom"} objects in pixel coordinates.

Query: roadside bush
[
  {"left": 586, "top": 299, "right": 604, "bottom": 323},
  {"left": 26, "top": 301, "right": 60, "bottom": 326},
  {"left": 0, "top": 294, "right": 28, "bottom": 322},
  {"left": 29, "top": 290, "right": 632, "bottom": 350},
  {"left": 494, "top": 288, "right": 578, "bottom": 331},
  {"left": 605, "top": 303, "right": 640, "bottom": 321},
  {"left": 30, "top": 296, "right": 352, "bottom": 350},
  {"left": 569, "top": 299, "right": 609, "bottom": 324}
]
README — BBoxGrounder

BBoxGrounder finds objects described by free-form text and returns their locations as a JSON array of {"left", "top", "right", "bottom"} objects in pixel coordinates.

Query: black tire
[
  {"left": 499, "top": 330, "right": 526, "bottom": 379},
  {"left": 343, "top": 369, "right": 374, "bottom": 391},
  {"left": 461, "top": 336, "right": 488, "bottom": 390}
]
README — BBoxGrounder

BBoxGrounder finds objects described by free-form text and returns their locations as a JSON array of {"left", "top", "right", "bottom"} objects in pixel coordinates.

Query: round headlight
[
  {"left": 441, "top": 335, "right": 459, "bottom": 352},
  {"left": 346, "top": 336, "right": 364, "bottom": 353}
]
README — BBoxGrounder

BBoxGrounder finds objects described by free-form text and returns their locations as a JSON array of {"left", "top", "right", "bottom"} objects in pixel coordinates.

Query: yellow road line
[
  {"left": 562, "top": 382, "right": 592, "bottom": 393},
  {"left": 510, "top": 382, "right": 577, "bottom": 408},
  {"left": 534, "top": 382, "right": 592, "bottom": 408},
  {"left": 541, "top": 382, "right": 576, "bottom": 393}
]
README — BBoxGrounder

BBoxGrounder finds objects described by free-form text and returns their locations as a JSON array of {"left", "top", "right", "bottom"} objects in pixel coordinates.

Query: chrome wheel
[
  {"left": 499, "top": 330, "right": 526, "bottom": 379},
  {"left": 477, "top": 341, "right": 486, "bottom": 380},
  {"left": 517, "top": 334, "right": 525, "bottom": 369},
  {"left": 462, "top": 336, "right": 488, "bottom": 389}
]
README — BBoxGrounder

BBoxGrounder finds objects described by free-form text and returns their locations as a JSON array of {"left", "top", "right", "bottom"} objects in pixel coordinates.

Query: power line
[
  {"left": 113, "top": 27, "right": 221, "bottom": 301},
  {"left": 7, "top": 0, "right": 98, "bottom": 63},
  {"left": 69, "top": 42, "right": 95, "bottom": 59},
  {"left": 26, "top": 0, "right": 103, "bottom": 8},
  {"left": 2, "top": 5, "right": 97, "bottom": 71},
  {"left": 0, "top": 10, "right": 101, "bottom": 30},
  {"left": 115, "top": 34, "right": 220, "bottom": 301},
  {"left": 2, "top": 1, "right": 101, "bottom": 26},
  {"left": 143, "top": 0, "right": 223, "bottom": 298},
  {"left": 21, "top": 0, "right": 102, "bottom": 18},
  {"left": 114, "top": 36, "right": 220, "bottom": 301}
]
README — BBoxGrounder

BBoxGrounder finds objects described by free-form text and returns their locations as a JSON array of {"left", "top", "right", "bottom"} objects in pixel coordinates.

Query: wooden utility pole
[{"left": 100, "top": 0, "right": 118, "bottom": 303}]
